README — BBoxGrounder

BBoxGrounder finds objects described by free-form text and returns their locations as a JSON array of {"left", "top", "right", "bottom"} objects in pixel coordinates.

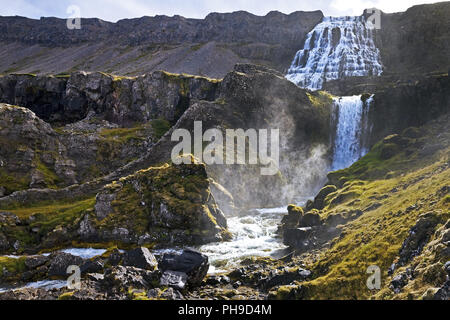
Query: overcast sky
[{"left": 0, "top": 0, "right": 442, "bottom": 22}]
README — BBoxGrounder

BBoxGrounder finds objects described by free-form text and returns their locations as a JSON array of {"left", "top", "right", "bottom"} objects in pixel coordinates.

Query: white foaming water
[
  {"left": 286, "top": 16, "right": 383, "bottom": 90},
  {"left": 199, "top": 207, "right": 288, "bottom": 274},
  {"left": 60, "top": 248, "right": 107, "bottom": 259},
  {"left": 331, "top": 95, "right": 373, "bottom": 171},
  {"left": 0, "top": 280, "right": 66, "bottom": 293},
  {"left": 199, "top": 198, "right": 311, "bottom": 274}
]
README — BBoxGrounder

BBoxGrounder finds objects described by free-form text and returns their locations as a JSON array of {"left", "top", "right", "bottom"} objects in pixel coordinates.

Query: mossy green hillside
[{"left": 297, "top": 115, "right": 450, "bottom": 300}]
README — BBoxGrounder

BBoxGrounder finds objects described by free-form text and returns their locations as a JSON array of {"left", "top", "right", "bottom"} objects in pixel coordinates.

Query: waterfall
[
  {"left": 286, "top": 16, "right": 383, "bottom": 90},
  {"left": 331, "top": 95, "right": 373, "bottom": 171}
]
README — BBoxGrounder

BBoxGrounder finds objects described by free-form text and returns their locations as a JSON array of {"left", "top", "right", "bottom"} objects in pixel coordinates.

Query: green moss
[
  {"left": 99, "top": 126, "right": 146, "bottom": 144},
  {"left": 306, "top": 91, "right": 334, "bottom": 108},
  {"left": 58, "top": 292, "right": 75, "bottom": 300},
  {"left": 0, "top": 197, "right": 96, "bottom": 252},
  {"left": 190, "top": 43, "right": 205, "bottom": 52},
  {"left": 34, "top": 156, "right": 61, "bottom": 189},
  {"left": 0, "top": 168, "right": 30, "bottom": 195},
  {"left": 301, "top": 138, "right": 450, "bottom": 300},
  {"left": 0, "top": 257, "right": 27, "bottom": 281},
  {"left": 287, "top": 204, "right": 304, "bottom": 215},
  {"left": 442, "top": 195, "right": 450, "bottom": 204},
  {"left": 151, "top": 119, "right": 171, "bottom": 139}
]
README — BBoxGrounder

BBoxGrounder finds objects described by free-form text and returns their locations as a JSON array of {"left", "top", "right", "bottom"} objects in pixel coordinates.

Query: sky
[{"left": 0, "top": 0, "right": 442, "bottom": 22}]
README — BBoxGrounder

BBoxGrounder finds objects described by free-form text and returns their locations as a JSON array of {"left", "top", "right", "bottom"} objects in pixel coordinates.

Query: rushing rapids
[{"left": 286, "top": 16, "right": 383, "bottom": 90}]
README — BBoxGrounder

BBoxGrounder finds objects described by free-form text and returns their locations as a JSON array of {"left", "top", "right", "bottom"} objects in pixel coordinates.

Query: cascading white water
[
  {"left": 331, "top": 95, "right": 373, "bottom": 171},
  {"left": 197, "top": 16, "right": 381, "bottom": 272},
  {"left": 286, "top": 16, "right": 383, "bottom": 90}
]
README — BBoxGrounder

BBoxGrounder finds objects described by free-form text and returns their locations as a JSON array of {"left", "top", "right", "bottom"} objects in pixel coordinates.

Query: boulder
[
  {"left": 298, "top": 212, "right": 322, "bottom": 227},
  {"left": 48, "top": 252, "right": 85, "bottom": 277},
  {"left": 283, "top": 227, "right": 312, "bottom": 249},
  {"left": 159, "top": 249, "right": 209, "bottom": 287},
  {"left": 281, "top": 205, "right": 303, "bottom": 227},
  {"left": 312, "top": 185, "right": 337, "bottom": 210},
  {"left": 24, "top": 255, "right": 49, "bottom": 270},
  {"left": 80, "top": 259, "right": 105, "bottom": 274},
  {"left": 102, "top": 266, "right": 161, "bottom": 291},
  {"left": 159, "top": 271, "right": 188, "bottom": 290},
  {"left": 122, "top": 247, "right": 158, "bottom": 271}
]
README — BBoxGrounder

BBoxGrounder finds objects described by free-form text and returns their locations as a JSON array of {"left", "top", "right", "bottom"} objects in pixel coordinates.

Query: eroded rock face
[
  {"left": 0, "top": 72, "right": 219, "bottom": 126},
  {"left": 78, "top": 160, "right": 230, "bottom": 247},
  {"left": 0, "top": 104, "right": 77, "bottom": 193}
]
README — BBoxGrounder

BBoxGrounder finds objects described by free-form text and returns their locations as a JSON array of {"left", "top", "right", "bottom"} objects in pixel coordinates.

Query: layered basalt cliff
[{"left": 0, "top": 11, "right": 323, "bottom": 78}]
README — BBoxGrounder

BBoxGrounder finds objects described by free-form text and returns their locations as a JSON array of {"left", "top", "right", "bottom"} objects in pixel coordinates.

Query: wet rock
[
  {"left": 160, "top": 271, "right": 188, "bottom": 290},
  {"left": 24, "top": 255, "right": 49, "bottom": 269},
  {"left": 299, "top": 212, "right": 321, "bottom": 228},
  {"left": 283, "top": 227, "right": 312, "bottom": 248},
  {"left": 80, "top": 259, "right": 104, "bottom": 274},
  {"left": 48, "top": 252, "right": 85, "bottom": 277},
  {"left": 123, "top": 247, "right": 158, "bottom": 271},
  {"left": 159, "top": 249, "right": 209, "bottom": 287}
]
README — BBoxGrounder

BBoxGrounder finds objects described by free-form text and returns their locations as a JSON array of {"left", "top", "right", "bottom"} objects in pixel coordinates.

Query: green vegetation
[
  {"left": 0, "top": 197, "right": 96, "bottom": 253},
  {"left": 298, "top": 117, "right": 450, "bottom": 300},
  {"left": 151, "top": 119, "right": 171, "bottom": 139},
  {"left": 0, "top": 256, "right": 27, "bottom": 281},
  {"left": 0, "top": 168, "right": 30, "bottom": 195}
]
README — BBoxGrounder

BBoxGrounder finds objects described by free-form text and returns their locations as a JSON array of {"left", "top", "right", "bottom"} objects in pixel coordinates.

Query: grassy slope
[{"left": 301, "top": 114, "right": 450, "bottom": 300}]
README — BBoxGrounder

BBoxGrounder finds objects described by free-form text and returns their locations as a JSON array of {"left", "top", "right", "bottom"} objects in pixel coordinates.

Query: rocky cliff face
[
  {"left": 376, "top": 2, "right": 450, "bottom": 76},
  {"left": 0, "top": 65, "right": 335, "bottom": 210},
  {"left": 0, "top": 71, "right": 219, "bottom": 125},
  {"left": 0, "top": 11, "right": 323, "bottom": 78}
]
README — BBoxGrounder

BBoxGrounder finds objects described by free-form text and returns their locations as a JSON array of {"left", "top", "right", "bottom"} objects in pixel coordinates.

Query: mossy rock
[{"left": 313, "top": 185, "right": 338, "bottom": 210}]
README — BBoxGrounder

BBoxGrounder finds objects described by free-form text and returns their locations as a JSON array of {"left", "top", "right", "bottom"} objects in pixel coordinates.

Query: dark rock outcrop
[
  {"left": 159, "top": 249, "right": 209, "bottom": 287},
  {"left": 122, "top": 248, "right": 158, "bottom": 271},
  {"left": 47, "top": 252, "right": 85, "bottom": 277}
]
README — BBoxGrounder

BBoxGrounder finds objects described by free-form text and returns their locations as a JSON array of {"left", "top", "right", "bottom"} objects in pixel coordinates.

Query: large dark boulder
[
  {"left": 122, "top": 247, "right": 158, "bottom": 271},
  {"left": 24, "top": 256, "right": 49, "bottom": 270},
  {"left": 159, "top": 249, "right": 209, "bottom": 287},
  {"left": 48, "top": 252, "right": 85, "bottom": 277}
]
